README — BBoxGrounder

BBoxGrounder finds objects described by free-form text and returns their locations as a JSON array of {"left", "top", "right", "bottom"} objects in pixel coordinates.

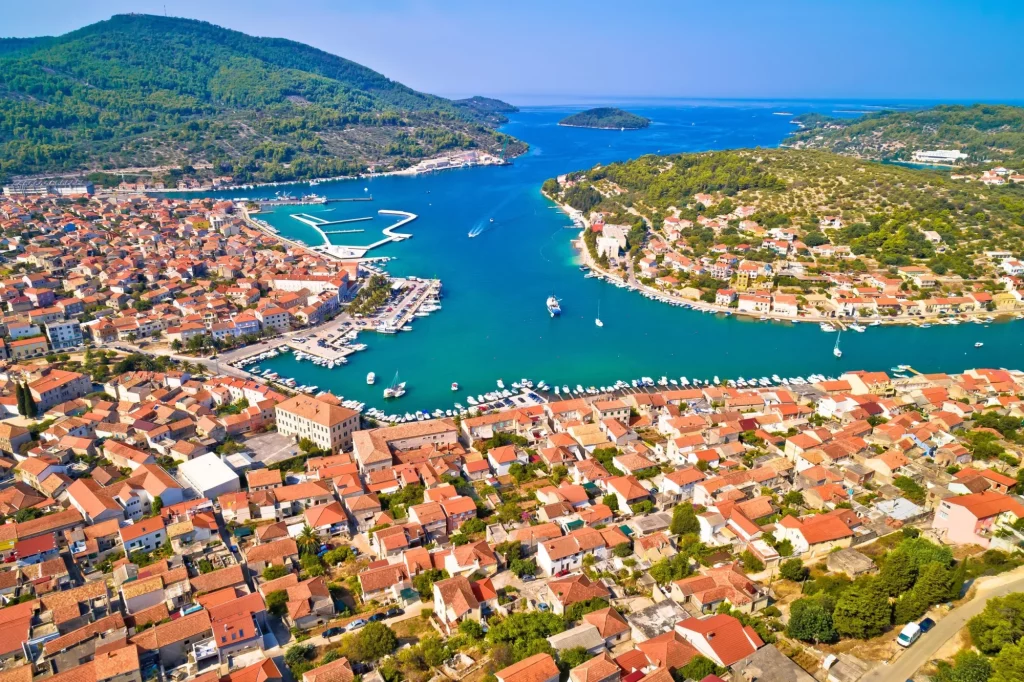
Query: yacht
[
  {"left": 451, "top": 382, "right": 460, "bottom": 391},
  {"left": 497, "top": 379, "right": 505, "bottom": 389},
  {"left": 383, "top": 371, "right": 406, "bottom": 399},
  {"left": 975, "top": 342, "right": 984, "bottom": 348},
  {"left": 366, "top": 372, "right": 376, "bottom": 385},
  {"left": 547, "top": 296, "right": 562, "bottom": 317},
  {"left": 820, "top": 322, "right": 836, "bottom": 332},
  {"left": 849, "top": 323, "right": 866, "bottom": 332}
]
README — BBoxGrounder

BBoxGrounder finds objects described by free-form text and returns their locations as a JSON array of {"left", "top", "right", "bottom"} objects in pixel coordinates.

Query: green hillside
[
  {"left": 0, "top": 14, "right": 524, "bottom": 183},
  {"left": 784, "top": 104, "right": 1024, "bottom": 166}
]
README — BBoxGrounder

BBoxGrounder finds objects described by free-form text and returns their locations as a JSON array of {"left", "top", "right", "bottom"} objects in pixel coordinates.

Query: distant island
[
  {"left": 559, "top": 107, "right": 651, "bottom": 130},
  {"left": 784, "top": 104, "right": 1024, "bottom": 166}
]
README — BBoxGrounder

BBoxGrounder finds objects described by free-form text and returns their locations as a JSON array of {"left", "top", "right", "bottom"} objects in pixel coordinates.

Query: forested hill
[
  {"left": 453, "top": 96, "right": 519, "bottom": 125},
  {"left": 784, "top": 104, "right": 1024, "bottom": 166},
  {"left": 559, "top": 108, "right": 651, "bottom": 130},
  {"left": 0, "top": 14, "right": 524, "bottom": 184}
]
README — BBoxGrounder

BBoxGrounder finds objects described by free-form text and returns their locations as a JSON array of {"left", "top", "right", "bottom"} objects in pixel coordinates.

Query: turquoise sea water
[{"left": 185, "top": 102, "right": 1024, "bottom": 411}]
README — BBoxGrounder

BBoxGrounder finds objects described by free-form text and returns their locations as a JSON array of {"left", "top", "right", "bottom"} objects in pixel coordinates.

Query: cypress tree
[
  {"left": 15, "top": 384, "right": 26, "bottom": 417},
  {"left": 24, "top": 389, "right": 37, "bottom": 419}
]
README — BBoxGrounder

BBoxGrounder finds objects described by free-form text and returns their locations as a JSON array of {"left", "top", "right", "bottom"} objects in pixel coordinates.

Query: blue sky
[{"left": 3, "top": 1, "right": 1023, "bottom": 103}]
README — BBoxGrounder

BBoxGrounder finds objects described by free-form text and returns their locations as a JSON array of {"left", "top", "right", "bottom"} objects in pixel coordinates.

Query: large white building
[
  {"left": 276, "top": 394, "right": 359, "bottom": 454},
  {"left": 911, "top": 149, "right": 968, "bottom": 164},
  {"left": 178, "top": 453, "right": 241, "bottom": 500},
  {"left": 45, "top": 320, "right": 84, "bottom": 350}
]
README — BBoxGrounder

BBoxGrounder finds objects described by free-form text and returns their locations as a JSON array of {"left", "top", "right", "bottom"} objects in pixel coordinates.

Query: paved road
[{"left": 862, "top": 567, "right": 1024, "bottom": 682}]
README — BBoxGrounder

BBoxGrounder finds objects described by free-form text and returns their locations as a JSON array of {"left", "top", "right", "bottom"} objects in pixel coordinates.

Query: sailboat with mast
[
  {"left": 595, "top": 301, "right": 603, "bottom": 327},
  {"left": 833, "top": 331, "right": 843, "bottom": 358},
  {"left": 383, "top": 371, "right": 406, "bottom": 398}
]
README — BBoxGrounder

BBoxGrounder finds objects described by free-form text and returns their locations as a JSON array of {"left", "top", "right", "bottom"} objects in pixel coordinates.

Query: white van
[{"left": 897, "top": 622, "right": 922, "bottom": 647}]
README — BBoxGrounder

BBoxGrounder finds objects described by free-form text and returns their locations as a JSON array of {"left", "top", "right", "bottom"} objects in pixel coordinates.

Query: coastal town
[
  {"left": 0, "top": 182, "right": 1020, "bottom": 682},
  {"left": 548, "top": 149, "right": 1024, "bottom": 327}
]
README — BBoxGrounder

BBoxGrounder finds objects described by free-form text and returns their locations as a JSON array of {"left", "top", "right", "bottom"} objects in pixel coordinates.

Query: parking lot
[{"left": 244, "top": 430, "right": 300, "bottom": 466}]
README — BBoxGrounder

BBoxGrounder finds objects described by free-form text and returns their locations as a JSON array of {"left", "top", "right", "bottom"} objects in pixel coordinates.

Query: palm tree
[{"left": 297, "top": 523, "right": 319, "bottom": 556}]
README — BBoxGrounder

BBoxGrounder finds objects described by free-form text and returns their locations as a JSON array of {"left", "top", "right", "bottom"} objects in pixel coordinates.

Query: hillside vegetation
[
  {"left": 551, "top": 148, "right": 1024, "bottom": 275},
  {"left": 0, "top": 14, "right": 524, "bottom": 183},
  {"left": 785, "top": 104, "right": 1024, "bottom": 166},
  {"left": 559, "top": 107, "right": 650, "bottom": 130}
]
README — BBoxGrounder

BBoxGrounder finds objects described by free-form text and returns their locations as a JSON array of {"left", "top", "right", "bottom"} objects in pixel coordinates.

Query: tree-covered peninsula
[
  {"left": 0, "top": 14, "right": 526, "bottom": 184},
  {"left": 547, "top": 147, "right": 1024, "bottom": 286},
  {"left": 559, "top": 107, "right": 650, "bottom": 130}
]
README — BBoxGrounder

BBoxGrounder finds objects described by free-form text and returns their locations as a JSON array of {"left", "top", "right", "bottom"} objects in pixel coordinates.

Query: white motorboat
[
  {"left": 833, "top": 331, "right": 843, "bottom": 358},
  {"left": 451, "top": 382, "right": 460, "bottom": 391}
]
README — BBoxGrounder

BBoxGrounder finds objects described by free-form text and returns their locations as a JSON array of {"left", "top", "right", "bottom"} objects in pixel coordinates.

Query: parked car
[
  {"left": 369, "top": 613, "right": 386, "bottom": 623},
  {"left": 896, "top": 622, "right": 922, "bottom": 648},
  {"left": 385, "top": 608, "right": 403, "bottom": 618},
  {"left": 918, "top": 617, "right": 936, "bottom": 633},
  {"left": 347, "top": 619, "right": 368, "bottom": 631},
  {"left": 322, "top": 627, "right": 343, "bottom": 638}
]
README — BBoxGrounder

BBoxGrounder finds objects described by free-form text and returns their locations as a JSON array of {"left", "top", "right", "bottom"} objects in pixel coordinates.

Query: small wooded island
[{"left": 559, "top": 107, "right": 651, "bottom": 130}]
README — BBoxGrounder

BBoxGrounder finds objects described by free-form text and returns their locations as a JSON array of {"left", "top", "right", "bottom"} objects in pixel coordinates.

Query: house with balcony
[{"left": 933, "top": 491, "right": 1024, "bottom": 549}]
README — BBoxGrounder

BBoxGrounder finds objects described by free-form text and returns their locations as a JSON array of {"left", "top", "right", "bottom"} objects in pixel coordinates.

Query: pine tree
[
  {"left": 833, "top": 577, "right": 892, "bottom": 639},
  {"left": 879, "top": 549, "right": 917, "bottom": 596},
  {"left": 893, "top": 587, "right": 929, "bottom": 624},
  {"left": 915, "top": 562, "right": 953, "bottom": 605}
]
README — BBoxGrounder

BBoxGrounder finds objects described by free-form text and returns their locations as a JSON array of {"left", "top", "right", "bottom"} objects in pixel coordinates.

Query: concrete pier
[{"left": 316, "top": 210, "right": 418, "bottom": 260}]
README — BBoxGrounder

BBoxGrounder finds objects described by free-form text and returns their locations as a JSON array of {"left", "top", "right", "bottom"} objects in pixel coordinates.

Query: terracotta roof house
[
  {"left": 546, "top": 574, "right": 610, "bottom": 616},
  {"left": 670, "top": 563, "right": 768, "bottom": 614},
  {"left": 432, "top": 575, "right": 481, "bottom": 635},
  {"left": 495, "top": 653, "right": 559, "bottom": 682},
  {"left": 675, "top": 613, "right": 763, "bottom": 667},
  {"left": 772, "top": 513, "right": 854, "bottom": 558},
  {"left": 635, "top": 630, "right": 699, "bottom": 671},
  {"left": 583, "top": 606, "right": 631, "bottom": 647},
  {"left": 302, "top": 657, "right": 354, "bottom": 682},
  {"left": 570, "top": 652, "right": 620, "bottom": 682}
]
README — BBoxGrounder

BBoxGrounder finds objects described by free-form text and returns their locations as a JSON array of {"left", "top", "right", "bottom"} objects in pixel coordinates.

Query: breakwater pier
[{"left": 315, "top": 210, "right": 418, "bottom": 259}]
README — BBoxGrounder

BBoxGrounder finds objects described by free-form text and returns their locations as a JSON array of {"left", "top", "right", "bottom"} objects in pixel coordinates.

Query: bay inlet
[{"left": 179, "top": 102, "right": 1024, "bottom": 412}]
